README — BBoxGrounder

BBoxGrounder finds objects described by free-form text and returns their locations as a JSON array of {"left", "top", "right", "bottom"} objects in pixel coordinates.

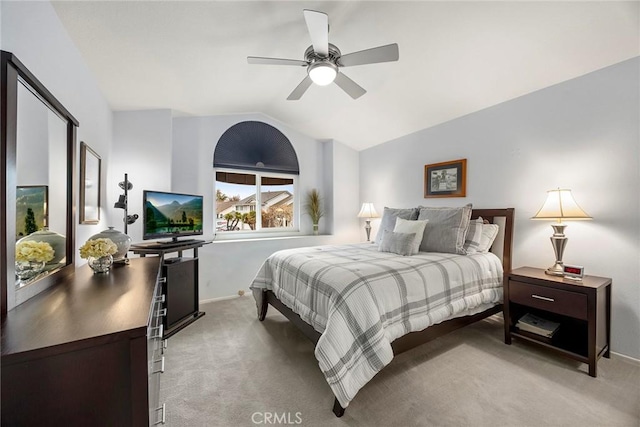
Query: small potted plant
[
  {"left": 79, "top": 238, "right": 118, "bottom": 274},
  {"left": 304, "top": 189, "right": 324, "bottom": 235}
]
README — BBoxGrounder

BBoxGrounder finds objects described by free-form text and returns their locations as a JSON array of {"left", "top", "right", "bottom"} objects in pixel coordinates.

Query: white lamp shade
[
  {"left": 532, "top": 188, "right": 592, "bottom": 221},
  {"left": 357, "top": 203, "right": 379, "bottom": 219},
  {"left": 308, "top": 62, "right": 337, "bottom": 86}
]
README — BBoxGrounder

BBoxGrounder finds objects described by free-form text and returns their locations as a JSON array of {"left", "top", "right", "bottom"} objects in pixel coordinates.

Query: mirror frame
[
  {"left": 1, "top": 51, "right": 78, "bottom": 316},
  {"left": 79, "top": 141, "right": 101, "bottom": 224}
]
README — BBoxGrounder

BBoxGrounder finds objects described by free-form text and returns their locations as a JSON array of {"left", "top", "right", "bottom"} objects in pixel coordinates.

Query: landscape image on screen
[{"left": 144, "top": 192, "right": 203, "bottom": 237}]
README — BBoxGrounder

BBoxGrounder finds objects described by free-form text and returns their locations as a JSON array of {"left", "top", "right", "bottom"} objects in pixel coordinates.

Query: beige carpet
[{"left": 159, "top": 296, "right": 640, "bottom": 427}]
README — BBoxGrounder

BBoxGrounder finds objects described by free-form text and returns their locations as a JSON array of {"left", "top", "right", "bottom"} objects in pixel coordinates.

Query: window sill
[{"left": 210, "top": 233, "right": 329, "bottom": 244}]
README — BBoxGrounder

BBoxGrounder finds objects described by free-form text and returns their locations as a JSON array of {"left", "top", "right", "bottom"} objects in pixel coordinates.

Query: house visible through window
[
  {"left": 215, "top": 171, "right": 295, "bottom": 232},
  {"left": 213, "top": 121, "right": 299, "bottom": 234}
]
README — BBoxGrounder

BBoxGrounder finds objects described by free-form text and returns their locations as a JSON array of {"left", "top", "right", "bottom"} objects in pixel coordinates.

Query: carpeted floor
[{"left": 159, "top": 296, "right": 640, "bottom": 427}]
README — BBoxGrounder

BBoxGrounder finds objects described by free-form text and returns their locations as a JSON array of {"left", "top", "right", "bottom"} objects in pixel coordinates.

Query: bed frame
[{"left": 253, "top": 208, "right": 515, "bottom": 417}]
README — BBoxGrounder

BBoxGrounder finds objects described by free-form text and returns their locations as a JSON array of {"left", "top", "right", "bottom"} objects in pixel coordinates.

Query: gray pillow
[
  {"left": 374, "top": 207, "right": 419, "bottom": 243},
  {"left": 378, "top": 230, "right": 417, "bottom": 256},
  {"left": 463, "top": 217, "right": 484, "bottom": 254},
  {"left": 417, "top": 204, "right": 472, "bottom": 254}
]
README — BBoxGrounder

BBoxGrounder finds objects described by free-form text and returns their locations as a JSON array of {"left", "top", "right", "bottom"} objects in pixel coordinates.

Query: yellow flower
[
  {"left": 16, "top": 241, "right": 55, "bottom": 263},
  {"left": 79, "top": 238, "right": 118, "bottom": 259}
]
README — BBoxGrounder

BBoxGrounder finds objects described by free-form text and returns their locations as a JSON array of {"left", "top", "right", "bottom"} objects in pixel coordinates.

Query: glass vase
[
  {"left": 15, "top": 260, "right": 46, "bottom": 281},
  {"left": 88, "top": 255, "right": 113, "bottom": 274}
]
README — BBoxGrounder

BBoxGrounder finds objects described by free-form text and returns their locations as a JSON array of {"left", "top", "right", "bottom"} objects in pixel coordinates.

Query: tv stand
[
  {"left": 130, "top": 240, "right": 208, "bottom": 338},
  {"left": 134, "top": 239, "right": 205, "bottom": 250},
  {"left": 166, "top": 237, "right": 200, "bottom": 244}
]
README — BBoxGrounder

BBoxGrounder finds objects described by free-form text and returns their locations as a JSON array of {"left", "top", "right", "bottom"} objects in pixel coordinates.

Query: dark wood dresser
[{"left": 1, "top": 257, "right": 166, "bottom": 426}]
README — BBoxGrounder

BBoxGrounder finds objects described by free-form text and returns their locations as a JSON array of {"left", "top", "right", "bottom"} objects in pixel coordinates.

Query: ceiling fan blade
[
  {"left": 303, "top": 9, "right": 329, "bottom": 57},
  {"left": 247, "top": 56, "right": 308, "bottom": 67},
  {"left": 334, "top": 73, "right": 366, "bottom": 99},
  {"left": 287, "top": 76, "right": 313, "bottom": 100},
  {"left": 339, "top": 43, "right": 399, "bottom": 67}
]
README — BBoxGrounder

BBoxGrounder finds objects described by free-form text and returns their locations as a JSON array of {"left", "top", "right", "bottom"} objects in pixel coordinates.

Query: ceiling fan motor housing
[{"left": 305, "top": 43, "right": 342, "bottom": 64}]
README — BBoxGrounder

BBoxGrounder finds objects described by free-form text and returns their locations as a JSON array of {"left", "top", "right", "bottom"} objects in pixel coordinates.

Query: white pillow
[
  {"left": 477, "top": 223, "right": 499, "bottom": 253},
  {"left": 463, "top": 217, "right": 484, "bottom": 254},
  {"left": 393, "top": 217, "right": 429, "bottom": 255}
]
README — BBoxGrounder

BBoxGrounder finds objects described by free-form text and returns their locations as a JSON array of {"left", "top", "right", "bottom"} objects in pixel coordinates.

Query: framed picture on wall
[
  {"left": 424, "top": 158, "right": 467, "bottom": 198},
  {"left": 80, "top": 142, "right": 101, "bottom": 224},
  {"left": 16, "top": 185, "right": 48, "bottom": 239}
]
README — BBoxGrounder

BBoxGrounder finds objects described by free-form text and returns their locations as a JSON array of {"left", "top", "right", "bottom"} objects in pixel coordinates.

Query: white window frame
[{"left": 214, "top": 168, "right": 299, "bottom": 239}]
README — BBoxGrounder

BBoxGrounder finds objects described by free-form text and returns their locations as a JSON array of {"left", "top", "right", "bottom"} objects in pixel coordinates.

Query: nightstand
[{"left": 504, "top": 267, "right": 612, "bottom": 377}]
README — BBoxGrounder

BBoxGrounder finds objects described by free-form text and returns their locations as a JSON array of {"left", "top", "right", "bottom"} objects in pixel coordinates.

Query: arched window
[{"left": 213, "top": 121, "right": 299, "bottom": 233}]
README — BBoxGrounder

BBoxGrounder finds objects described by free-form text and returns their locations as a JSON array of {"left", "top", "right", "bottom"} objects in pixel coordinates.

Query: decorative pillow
[
  {"left": 374, "top": 207, "right": 419, "bottom": 243},
  {"left": 463, "top": 217, "right": 484, "bottom": 255},
  {"left": 477, "top": 223, "right": 499, "bottom": 253},
  {"left": 393, "top": 217, "right": 429, "bottom": 255},
  {"left": 378, "top": 230, "right": 417, "bottom": 256},
  {"left": 416, "top": 204, "right": 472, "bottom": 254}
]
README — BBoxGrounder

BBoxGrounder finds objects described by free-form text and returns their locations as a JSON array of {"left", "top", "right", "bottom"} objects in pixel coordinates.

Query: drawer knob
[{"left": 531, "top": 294, "right": 555, "bottom": 302}]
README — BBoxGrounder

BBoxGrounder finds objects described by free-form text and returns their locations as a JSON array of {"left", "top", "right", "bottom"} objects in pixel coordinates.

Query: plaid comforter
[{"left": 250, "top": 243, "right": 504, "bottom": 408}]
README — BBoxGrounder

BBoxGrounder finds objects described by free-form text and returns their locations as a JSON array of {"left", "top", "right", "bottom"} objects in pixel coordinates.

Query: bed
[{"left": 250, "top": 208, "right": 514, "bottom": 417}]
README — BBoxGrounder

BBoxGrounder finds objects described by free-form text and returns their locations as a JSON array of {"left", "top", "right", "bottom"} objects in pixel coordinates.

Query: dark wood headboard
[{"left": 471, "top": 208, "right": 515, "bottom": 273}]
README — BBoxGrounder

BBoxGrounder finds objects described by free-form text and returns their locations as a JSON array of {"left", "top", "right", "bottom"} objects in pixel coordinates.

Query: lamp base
[
  {"left": 545, "top": 262, "right": 565, "bottom": 276},
  {"left": 546, "top": 223, "right": 568, "bottom": 276},
  {"left": 364, "top": 220, "right": 372, "bottom": 242}
]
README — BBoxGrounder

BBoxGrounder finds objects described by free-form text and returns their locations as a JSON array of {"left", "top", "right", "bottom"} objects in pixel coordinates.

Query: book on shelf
[{"left": 516, "top": 313, "right": 560, "bottom": 338}]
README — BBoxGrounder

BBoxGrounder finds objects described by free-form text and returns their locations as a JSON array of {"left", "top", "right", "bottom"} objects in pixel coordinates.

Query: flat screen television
[{"left": 143, "top": 190, "right": 203, "bottom": 241}]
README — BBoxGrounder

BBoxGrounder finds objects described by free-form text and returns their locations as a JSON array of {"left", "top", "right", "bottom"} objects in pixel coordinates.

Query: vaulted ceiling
[{"left": 52, "top": 1, "right": 639, "bottom": 151}]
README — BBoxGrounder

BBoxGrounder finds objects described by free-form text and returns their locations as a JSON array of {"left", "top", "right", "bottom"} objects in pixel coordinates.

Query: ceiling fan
[{"left": 247, "top": 9, "right": 399, "bottom": 100}]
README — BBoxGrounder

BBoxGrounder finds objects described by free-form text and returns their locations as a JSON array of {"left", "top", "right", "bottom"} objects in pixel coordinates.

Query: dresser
[{"left": 1, "top": 257, "right": 167, "bottom": 426}]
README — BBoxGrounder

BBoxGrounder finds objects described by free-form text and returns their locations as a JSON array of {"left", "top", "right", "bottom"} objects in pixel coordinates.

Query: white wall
[
  {"left": 330, "top": 140, "right": 361, "bottom": 242},
  {"left": 360, "top": 58, "right": 640, "bottom": 359},
  {"left": 109, "top": 110, "right": 173, "bottom": 238},
  {"left": 1, "top": 1, "right": 114, "bottom": 260}
]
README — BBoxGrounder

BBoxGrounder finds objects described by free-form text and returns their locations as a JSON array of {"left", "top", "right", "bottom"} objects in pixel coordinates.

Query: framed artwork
[
  {"left": 80, "top": 141, "right": 101, "bottom": 224},
  {"left": 16, "top": 186, "right": 48, "bottom": 239},
  {"left": 424, "top": 158, "right": 467, "bottom": 198}
]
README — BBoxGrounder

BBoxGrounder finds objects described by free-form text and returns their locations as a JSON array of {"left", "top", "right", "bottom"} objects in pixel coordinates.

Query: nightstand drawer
[{"left": 509, "top": 280, "right": 588, "bottom": 320}]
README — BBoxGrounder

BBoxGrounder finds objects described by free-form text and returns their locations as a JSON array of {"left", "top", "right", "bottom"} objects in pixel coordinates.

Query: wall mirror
[
  {"left": 79, "top": 141, "right": 101, "bottom": 224},
  {"left": 1, "top": 51, "right": 78, "bottom": 315}
]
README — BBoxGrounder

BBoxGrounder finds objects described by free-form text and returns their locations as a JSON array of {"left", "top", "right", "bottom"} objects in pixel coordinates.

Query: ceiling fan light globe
[{"left": 308, "top": 62, "right": 337, "bottom": 86}]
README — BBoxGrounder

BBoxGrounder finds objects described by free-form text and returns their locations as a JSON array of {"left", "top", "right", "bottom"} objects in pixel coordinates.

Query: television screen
[{"left": 143, "top": 190, "right": 203, "bottom": 241}]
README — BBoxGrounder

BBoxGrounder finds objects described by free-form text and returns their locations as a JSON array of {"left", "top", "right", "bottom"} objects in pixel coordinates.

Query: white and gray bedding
[{"left": 250, "top": 243, "right": 504, "bottom": 408}]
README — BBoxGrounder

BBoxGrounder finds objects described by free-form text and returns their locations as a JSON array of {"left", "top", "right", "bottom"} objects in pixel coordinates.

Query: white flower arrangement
[
  {"left": 79, "top": 238, "right": 117, "bottom": 259},
  {"left": 15, "top": 240, "right": 55, "bottom": 263}
]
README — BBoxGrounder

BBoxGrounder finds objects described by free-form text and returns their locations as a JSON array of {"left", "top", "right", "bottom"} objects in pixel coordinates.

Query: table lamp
[
  {"left": 357, "top": 203, "right": 380, "bottom": 242},
  {"left": 531, "top": 188, "right": 591, "bottom": 276}
]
